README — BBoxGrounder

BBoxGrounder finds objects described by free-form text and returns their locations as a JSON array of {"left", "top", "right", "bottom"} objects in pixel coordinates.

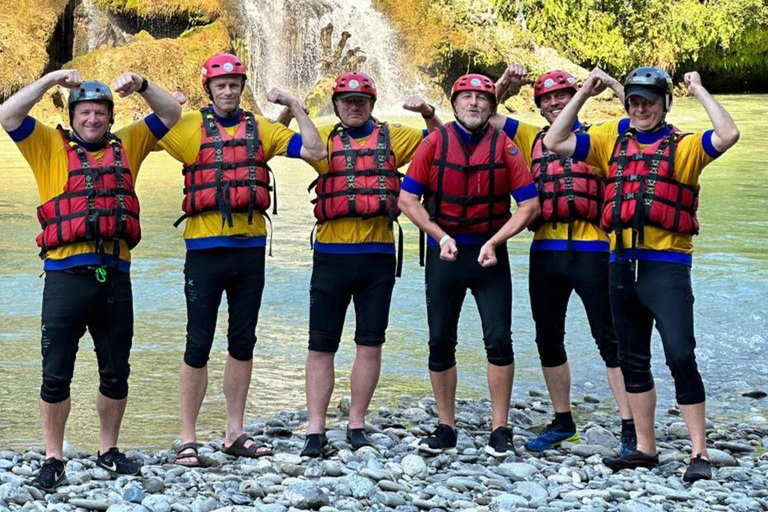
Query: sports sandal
[
  {"left": 174, "top": 442, "right": 200, "bottom": 467},
  {"left": 222, "top": 434, "right": 273, "bottom": 458}
]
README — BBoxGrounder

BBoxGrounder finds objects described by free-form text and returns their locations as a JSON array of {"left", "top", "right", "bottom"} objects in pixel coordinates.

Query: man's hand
[
  {"left": 49, "top": 69, "right": 82, "bottom": 89},
  {"left": 477, "top": 240, "right": 498, "bottom": 267},
  {"left": 113, "top": 73, "right": 145, "bottom": 97},
  {"left": 684, "top": 72, "right": 703, "bottom": 95},
  {"left": 440, "top": 238, "right": 458, "bottom": 262},
  {"left": 403, "top": 96, "right": 433, "bottom": 117},
  {"left": 579, "top": 69, "right": 609, "bottom": 97},
  {"left": 500, "top": 64, "right": 529, "bottom": 86},
  {"left": 172, "top": 91, "right": 188, "bottom": 105}
]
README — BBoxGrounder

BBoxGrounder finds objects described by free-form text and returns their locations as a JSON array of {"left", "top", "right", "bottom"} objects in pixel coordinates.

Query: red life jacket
[
  {"left": 36, "top": 128, "right": 141, "bottom": 263},
  {"left": 176, "top": 108, "right": 274, "bottom": 228},
  {"left": 425, "top": 123, "right": 512, "bottom": 235},
  {"left": 310, "top": 122, "right": 401, "bottom": 222},
  {"left": 602, "top": 126, "right": 699, "bottom": 253},
  {"left": 531, "top": 124, "right": 603, "bottom": 230}
]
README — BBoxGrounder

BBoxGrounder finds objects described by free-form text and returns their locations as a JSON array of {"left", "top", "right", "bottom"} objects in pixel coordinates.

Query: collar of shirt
[
  {"left": 452, "top": 121, "right": 490, "bottom": 146},
  {"left": 208, "top": 106, "right": 243, "bottom": 128},
  {"left": 343, "top": 119, "right": 375, "bottom": 139}
]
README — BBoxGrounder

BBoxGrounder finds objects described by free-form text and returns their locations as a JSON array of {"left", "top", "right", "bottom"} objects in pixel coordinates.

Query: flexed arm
[
  {"left": 685, "top": 72, "right": 739, "bottom": 152},
  {"left": 0, "top": 70, "right": 82, "bottom": 131},
  {"left": 495, "top": 63, "right": 529, "bottom": 104},
  {"left": 267, "top": 88, "right": 326, "bottom": 160},
  {"left": 113, "top": 72, "right": 182, "bottom": 129},
  {"left": 402, "top": 96, "right": 443, "bottom": 132}
]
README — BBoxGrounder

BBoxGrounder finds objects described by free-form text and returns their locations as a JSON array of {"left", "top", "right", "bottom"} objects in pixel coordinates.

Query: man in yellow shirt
[
  {"left": 156, "top": 53, "right": 326, "bottom": 466},
  {"left": 0, "top": 69, "right": 181, "bottom": 490},
  {"left": 299, "top": 71, "right": 441, "bottom": 457},
  {"left": 545, "top": 67, "right": 739, "bottom": 481},
  {"left": 490, "top": 65, "right": 635, "bottom": 455}
]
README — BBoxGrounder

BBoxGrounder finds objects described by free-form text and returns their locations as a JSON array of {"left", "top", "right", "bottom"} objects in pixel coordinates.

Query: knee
[
  {"left": 428, "top": 336, "right": 457, "bottom": 372},
  {"left": 184, "top": 336, "right": 213, "bottom": 369},
  {"left": 228, "top": 335, "right": 256, "bottom": 362},
  {"left": 99, "top": 367, "right": 130, "bottom": 400},
  {"left": 536, "top": 337, "right": 567, "bottom": 367},
  {"left": 40, "top": 376, "right": 71, "bottom": 404},
  {"left": 485, "top": 330, "right": 513, "bottom": 367}
]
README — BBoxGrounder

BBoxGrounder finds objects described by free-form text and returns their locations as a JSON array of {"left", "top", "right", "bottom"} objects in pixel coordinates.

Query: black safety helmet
[
  {"left": 623, "top": 67, "right": 673, "bottom": 112},
  {"left": 68, "top": 81, "right": 115, "bottom": 124}
]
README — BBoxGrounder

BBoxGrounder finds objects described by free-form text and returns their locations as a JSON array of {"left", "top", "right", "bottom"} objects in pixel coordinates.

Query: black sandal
[{"left": 174, "top": 442, "right": 200, "bottom": 467}]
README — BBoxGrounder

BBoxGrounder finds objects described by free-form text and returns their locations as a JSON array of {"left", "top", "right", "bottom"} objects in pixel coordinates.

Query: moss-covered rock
[
  {"left": 93, "top": 0, "right": 222, "bottom": 25},
  {"left": 30, "top": 21, "right": 261, "bottom": 128},
  {"left": 0, "top": 0, "right": 71, "bottom": 102}
]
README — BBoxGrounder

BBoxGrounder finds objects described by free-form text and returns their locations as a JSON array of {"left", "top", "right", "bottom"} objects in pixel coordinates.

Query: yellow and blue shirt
[
  {"left": 308, "top": 120, "right": 426, "bottom": 254},
  {"left": 572, "top": 118, "right": 723, "bottom": 266},
  {"left": 157, "top": 107, "right": 304, "bottom": 250},
  {"left": 503, "top": 116, "right": 612, "bottom": 253},
  {"left": 6, "top": 114, "right": 169, "bottom": 272}
]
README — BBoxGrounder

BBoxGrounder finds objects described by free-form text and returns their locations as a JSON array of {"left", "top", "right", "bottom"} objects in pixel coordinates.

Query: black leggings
[
  {"left": 425, "top": 244, "right": 513, "bottom": 372},
  {"left": 609, "top": 260, "right": 704, "bottom": 405},
  {"left": 308, "top": 252, "right": 396, "bottom": 352},
  {"left": 40, "top": 269, "right": 133, "bottom": 403},
  {"left": 183, "top": 247, "right": 265, "bottom": 368},
  {"left": 529, "top": 250, "right": 619, "bottom": 368}
]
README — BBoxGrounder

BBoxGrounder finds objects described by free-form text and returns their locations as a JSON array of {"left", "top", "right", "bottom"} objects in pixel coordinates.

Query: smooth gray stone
[
  {"left": 142, "top": 477, "right": 165, "bottom": 494},
  {"left": 401, "top": 455, "right": 429, "bottom": 479},
  {"left": 122, "top": 486, "right": 146, "bottom": 504},
  {"left": 283, "top": 481, "right": 329, "bottom": 510},
  {"left": 360, "top": 468, "right": 393, "bottom": 482},
  {"left": 141, "top": 495, "right": 171, "bottom": 512},
  {"left": 489, "top": 493, "right": 528, "bottom": 511},
  {"left": 493, "top": 463, "right": 538, "bottom": 480},
  {"left": 373, "top": 491, "right": 407, "bottom": 507},
  {"left": 714, "top": 441, "right": 754, "bottom": 453},
  {"left": 0, "top": 484, "right": 33, "bottom": 506},
  {"left": 643, "top": 483, "right": 692, "bottom": 500},
  {"left": 617, "top": 502, "right": 663, "bottom": 512},
  {"left": 239, "top": 480, "right": 266, "bottom": 498},
  {"left": 378, "top": 480, "right": 410, "bottom": 492},
  {"left": 514, "top": 481, "right": 549, "bottom": 505},
  {"left": 445, "top": 477, "right": 481, "bottom": 491},
  {"left": 191, "top": 497, "right": 218, "bottom": 512},
  {"left": 67, "top": 499, "right": 111, "bottom": 511},
  {"left": 570, "top": 444, "right": 615, "bottom": 458},
  {"left": 716, "top": 466, "right": 750, "bottom": 480},
  {"left": 707, "top": 449, "right": 737, "bottom": 467},
  {"left": 341, "top": 474, "right": 376, "bottom": 499},
  {"left": 583, "top": 425, "right": 617, "bottom": 447}
]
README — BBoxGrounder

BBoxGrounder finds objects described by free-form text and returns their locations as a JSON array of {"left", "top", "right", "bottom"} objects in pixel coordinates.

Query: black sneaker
[
  {"left": 603, "top": 450, "right": 660, "bottom": 471},
  {"left": 346, "top": 428, "right": 374, "bottom": 450},
  {"left": 485, "top": 426, "right": 515, "bottom": 458},
  {"left": 300, "top": 433, "right": 328, "bottom": 458},
  {"left": 413, "top": 424, "right": 457, "bottom": 454},
  {"left": 683, "top": 454, "right": 712, "bottom": 482},
  {"left": 96, "top": 447, "right": 142, "bottom": 476},
  {"left": 31, "top": 458, "right": 66, "bottom": 492}
]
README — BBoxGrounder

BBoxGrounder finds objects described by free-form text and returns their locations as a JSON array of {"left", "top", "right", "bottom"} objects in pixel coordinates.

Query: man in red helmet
[
  {"left": 0, "top": 69, "right": 181, "bottom": 490},
  {"left": 155, "top": 53, "right": 326, "bottom": 466},
  {"left": 488, "top": 65, "right": 638, "bottom": 455},
  {"left": 398, "top": 73, "right": 540, "bottom": 456},
  {"left": 544, "top": 67, "right": 739, "bottom": 481},
  {"left": 290, "top": 71, "right": 441, "bottom": 457}
]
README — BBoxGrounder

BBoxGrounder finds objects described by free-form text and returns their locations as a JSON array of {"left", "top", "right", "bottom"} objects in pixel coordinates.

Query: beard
[{"left": 455, "top": 110, "right": 491, "bottom": 132}]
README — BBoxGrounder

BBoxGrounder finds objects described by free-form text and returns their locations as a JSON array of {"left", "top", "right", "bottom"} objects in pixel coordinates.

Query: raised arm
[
  {"left": 113, "top": 72, "right": 182, "bottom": 129},
  {"left": 685, "top": 72, "right": 739, "bottom": 152},
  {"left": 543, "top": 69, "right": 607, "bottom": 156},
  {"left": 402, "top": 96, "right": 442, "bottom": 132},
  {"left": 495, "top": 64, "right": 529, "bottom": 105},
  {"left": 591, "top": 67, "right": 625, "bottom": 105},
  {"left": 266, "top": 88, "right": 326, "bottom": 160},
  {"left": 0, "top": 70, "right": 81, "bottom": 131}
]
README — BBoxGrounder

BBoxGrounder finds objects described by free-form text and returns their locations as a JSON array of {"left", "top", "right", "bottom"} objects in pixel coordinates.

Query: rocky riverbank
[{"left": 1, "top": 396, "right": 767, "bottom": 512}]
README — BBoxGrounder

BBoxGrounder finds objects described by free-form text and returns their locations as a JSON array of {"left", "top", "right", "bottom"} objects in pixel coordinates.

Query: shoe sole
[
  {"left": 525, "top": 433, "right": 580, "bottom": 452},
  {"left": 96, "top": 462, "right": 141, "bottom": 476},
  {"left": 33, "top": 476, "right": 67, "bottom": 493},
  {"left": 410, "top": 439, "right": 457, "bottom": 455},
  {"left": 484, "top": 445, "right": 515, "bottom": 458}
]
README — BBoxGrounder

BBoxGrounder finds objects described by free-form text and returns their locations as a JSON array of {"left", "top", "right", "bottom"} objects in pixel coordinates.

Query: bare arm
[
  {"left": 591, "top": 67, "right": 625, "bottom": 104},
  {"left": 266, "top": 88, "right": 326, "bottom": 160},
  {"left": 113, "top": 73, "right": 182, "bottom": 129},
  {"left": 543, "top": 69, "right": 607, "bottom": 155},
  {"left": 495, "top": 64, "right": 529, "bottom": 104},
  {"left": 477, "top": 197, "right": 540, "bottom": 267},
  {"left": 275, "top": 106, "right": 294, "bottom": 127},
  {"left": 398, "top": 189, "right": 458, "bottom": 261},
  {"left": 685, "top": 72, "right": 739, "bottom": 152},
  {"left": 0, "top": 70, "right": 82, "bottom": 132},
  {"left": 402, "top": 96, "right": 443, "bottom": 132}
]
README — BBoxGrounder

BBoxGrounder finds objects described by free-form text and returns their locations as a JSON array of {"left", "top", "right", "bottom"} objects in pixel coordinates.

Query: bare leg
[
  {"left": 679, "top": 402, "right": 709, "bottom": 459},
  {"left": 488, "top": 363, "right": 514, "bottom": 430},
  {"left": 222, "top": 356, "right": 267, "bottom": 453},
  {"left": 306, "top": 350, "right": 335, "bottom": 434},
  {"left": 348, "top": 345, "right": 381, "bottom": 429},
  {"left": 626, "top": 388, "right": 657, "bottom": 454},
  {"left": 429, "top": 366, "right": 457, "bottom": 427},
  {"left": 96, "top": 393, "right": 127, "bottom": 453},
  {"left": 606, "top": 366, "right": 632, "bottom": 419},
  {"left": 40, "top": 398, "right": 70, "bottom": 460},
  {"left": 178, "top": 362, "right": 207, "bottom": 463},
  {"left": 542, "top": 363, "right": 571, "bottom": 413}
]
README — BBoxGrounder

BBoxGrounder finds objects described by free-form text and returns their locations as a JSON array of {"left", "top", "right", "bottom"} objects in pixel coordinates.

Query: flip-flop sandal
[
  {"left": 175, "top": 442, "right": 201, "bottom": 467},
  {"left": 222, "top": 434, "right": 272, "bottom": 459}
]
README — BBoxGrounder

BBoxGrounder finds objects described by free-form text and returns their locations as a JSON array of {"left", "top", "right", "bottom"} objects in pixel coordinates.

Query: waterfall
[{"left": 239, "top": 0, "right": 424, "bottom": 116}]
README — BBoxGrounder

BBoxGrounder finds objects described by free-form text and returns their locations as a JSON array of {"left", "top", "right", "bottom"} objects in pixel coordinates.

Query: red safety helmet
[
  {"left": 450, "top": 74, "right": 496, "bottom": 104},
  {"left": 201, "top": 53, "right": 247, "bottom": 90},
  {"left": 533, "top": 70, "right": 578, "bottom": 107},
  {"left": 332, "top": 72, "right": 377, "bottom": 101}
]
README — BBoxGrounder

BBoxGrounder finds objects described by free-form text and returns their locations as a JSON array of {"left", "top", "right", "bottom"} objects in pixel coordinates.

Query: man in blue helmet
[
  {"left": 0, "top": 69, "right": 181, "bottom": 491},
  {"left": 544, "top": 67, "right": 739, "bottom": 482}
]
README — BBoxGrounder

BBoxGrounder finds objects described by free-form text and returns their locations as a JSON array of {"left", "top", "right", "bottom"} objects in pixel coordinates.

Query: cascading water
[{"left": 238, "top": 0, "right": 425, "bottom": 115}]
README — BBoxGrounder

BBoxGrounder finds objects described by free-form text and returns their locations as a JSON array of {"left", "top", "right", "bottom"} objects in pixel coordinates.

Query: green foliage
[{"left": 493, "top": 0, "right": 768, "bottom": 89}]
